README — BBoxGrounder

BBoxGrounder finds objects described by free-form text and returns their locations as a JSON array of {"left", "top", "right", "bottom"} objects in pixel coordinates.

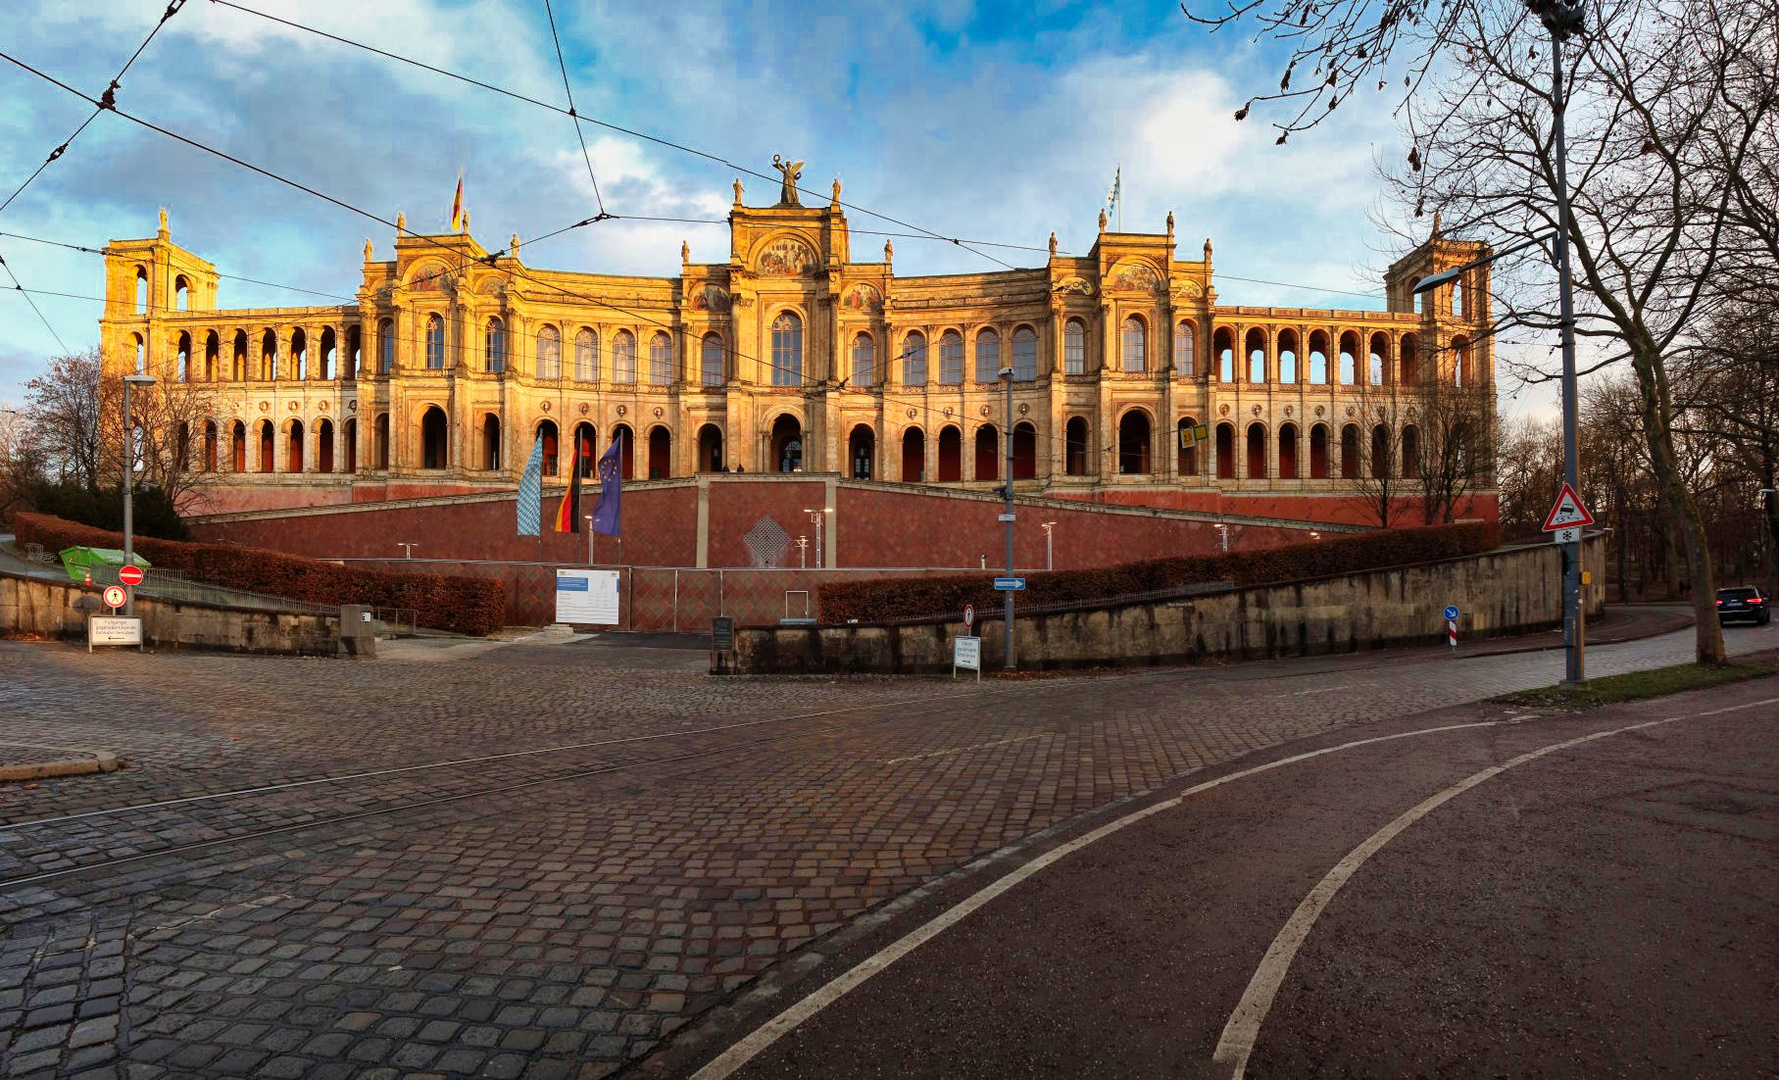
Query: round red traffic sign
[
  {"left": 102, "top": 585, "right": 127, "bottom": 609},
  {"left": 963, "top": 604, "right": 974, "bottom": 628},
  {"left": 117, "top": 565, "right": 145, "bottom": 587}
]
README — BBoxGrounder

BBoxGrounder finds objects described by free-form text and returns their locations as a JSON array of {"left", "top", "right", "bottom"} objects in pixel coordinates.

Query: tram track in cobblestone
[
  {"left": 1, "top": 677, "right": 1103, "bottom": 894},
  {"left": 0, "top": 636, "right": 1686, "bottom": 900}
]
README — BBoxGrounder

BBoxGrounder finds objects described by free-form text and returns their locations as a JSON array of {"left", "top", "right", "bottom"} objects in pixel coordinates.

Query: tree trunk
[{"left": 1629, "top": 349, "right": 1724, "bottom": 662}]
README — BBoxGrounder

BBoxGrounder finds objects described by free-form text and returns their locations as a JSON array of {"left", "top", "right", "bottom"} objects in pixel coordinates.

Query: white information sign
[
  {"left": 89, "top": 616, "right": 142, "bottom": 647},
  {"left": 554, "top": 568, "right": 622, "bottom": 625},
  {"left": 1553, "top": 526, "right": 1581, "bottom": 544},
  {"left": 953, "top": 634, "right": 981, "bottom": 680}
]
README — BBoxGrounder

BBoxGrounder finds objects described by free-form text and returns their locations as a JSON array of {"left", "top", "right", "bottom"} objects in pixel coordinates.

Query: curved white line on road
[
  {"left": 1212, "top": 695, "right": 1779, "bottom": 1079},
  {"left": 689, "top": 720, "right": 1503, "bottom": 1080}
]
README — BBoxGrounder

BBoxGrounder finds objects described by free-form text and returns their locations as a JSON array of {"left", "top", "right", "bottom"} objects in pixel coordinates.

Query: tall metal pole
[
  {"left": 122, "top": 376, "right": 135, "bottom": 617},
  {"left": 1548, "top": 17, "right": 1585, "bottom": 684},
  {"left": 1002, "top": 369, "right": 1015, "bottom": 670}
]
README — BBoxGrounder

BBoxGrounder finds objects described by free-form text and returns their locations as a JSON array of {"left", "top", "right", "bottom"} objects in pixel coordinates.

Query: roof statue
[
  {"left": 363, "top": 238, "right": 373, "bottom": 262},
  {"left": 510, "top": 233, "right": 521, "bottom": 258},
  {"left": 681, "top": 240, "right": 690, "bottom": 264},
  {"left": 1166, "top": 210, "right": 1175, "bottom": 238},
  {"left": 1048, "top": 231, "right": 1057, "bottom": 257},
  {"left": 772, "top": 154, "right": 804, "bottom": 207},
  {"left": 732, "top": 177, "right": 743, "bottom": 206},
  {"left": 831, "top": 177, "right": 842, "bottom": 208},
  {"left": 396, "top": 211, "right": 406, "bottom": 233},
  {"left": 883, "top": 238, "right": 893, "bottom": 265},
  {"left": 158, "top": 207, "right": 169, "bottom": 238},
  {"left": 1098, "top": 207, "right": 1107, "bottom": 232}
]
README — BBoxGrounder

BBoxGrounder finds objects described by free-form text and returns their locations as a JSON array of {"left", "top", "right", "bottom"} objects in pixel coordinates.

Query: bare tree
[
  {"left": 1403, "top": 370, "right": 1493, "bottom": 524},
  {"left": 1495, "top": 415, "right": 1565, "bottom": 539},
  {"left": 24, "top": 349, "right": 106, "bottom": 492},
  {"left": 1190, "top": 0, "right": 1778, "bottom": 662},
  {"left": 0, "top": 405, "right": 46, "bottom": 522},
  {"left": 112, "top": 374, "right": 222, "bottom": 514},
  {"left": 1346, "top": 377, "right": 1414, "bottom": 528}
]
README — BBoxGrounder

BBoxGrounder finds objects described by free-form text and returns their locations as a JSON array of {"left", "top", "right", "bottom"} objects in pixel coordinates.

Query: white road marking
[
  {"left": 1293, "top": 684, "right": 1356, "bottom": 695},
  {"left": 688, "top": 720, "right": 1502, "bottom": 1080},
  {"left": 1212, "top": 695, "right": 1779, "bottom": 1078},
  {"left": 884, "top": 733, "right": 1050, "bottom": 765}
]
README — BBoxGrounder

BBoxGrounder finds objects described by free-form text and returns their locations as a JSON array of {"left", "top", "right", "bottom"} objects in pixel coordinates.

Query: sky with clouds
[{"left": 0, "top": 0, "right": 1560, "bottom": 418}]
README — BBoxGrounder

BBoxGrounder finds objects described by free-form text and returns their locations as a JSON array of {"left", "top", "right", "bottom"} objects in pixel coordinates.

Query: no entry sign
[{"left": 117, "top": 564, "right": 145, "bottom": 587}]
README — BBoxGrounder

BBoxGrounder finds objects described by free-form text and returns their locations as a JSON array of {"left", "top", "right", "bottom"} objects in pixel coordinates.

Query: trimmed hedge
[
  {"left": 818, "top": 521, "right": 1502, "bottom": 624},
  {"left": 12, "top": 512, "right": 506, "bottom": 636}
]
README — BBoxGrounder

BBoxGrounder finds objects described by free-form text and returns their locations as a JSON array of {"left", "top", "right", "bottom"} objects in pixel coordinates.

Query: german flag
[{"left": 553, "top": 438, "right": 582, "bottom": 532}]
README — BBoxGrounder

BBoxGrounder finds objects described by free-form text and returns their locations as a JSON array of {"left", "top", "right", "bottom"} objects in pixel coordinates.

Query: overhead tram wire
[
  {"left": 540, "top": 0, "right": 608, "bottom": 220},
  {"left": 0, "top": 0, "right": 186, "bottom": 219},
  {"left": 1, "top": 51, "right": 1504, "bottom": 449},
  {"left": 203, "top": 0, "right": 1020, "bottom": 271},
  {"left": 0, "top": 230, "right": 358, "bottom": 302},
  {"left": 0, "top": 252, "right": 71, "bottom": 354}
]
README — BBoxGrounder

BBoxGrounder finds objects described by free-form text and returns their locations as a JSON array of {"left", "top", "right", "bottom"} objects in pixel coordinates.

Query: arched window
[
  {"left": 850, "top": 333, "right": 874, "bottom": 386},
  {"left": 1399, "top": 333, "right": 1419, "bottom": 385},
  {"left": 702, "top": 333, "right": 725, "bottom": 387},
  {"left": 575, "top": 328, "right": 596, "bottom": 381},
  {"left": 1278, "top": 330, "right": 1298, "bottom": 384},
  {"left": 1246, "top": 423, "right": 1266, "bottom": 479},
  {"left": 260, "top": 329, "right": 276, "bottom": 380},
  {"left": 1121, "top": 316, "right": 1146, "bottom": 372},
  {"left": 1118, "top": 410, "right": 1152, "bottom": 473},
  {"left": 1012, "top": 326, "right": 1038, "bottom": 381},
  {"left": 485, "top": 317, "right": 506, "bottom": 373},
  {"left": 1402, "top": 424, "right": 1421, "bottom": 478},
  {"left": 903, "top": 331, "right": 927, "bottom": 384},
  {"left": 649, "top": 331, "right": 672, "bottom": 385},
  {"left": 612, "top": 330, "right": 636, "bottom": 383},
  {"left": 1246, "top": 328, "right": 1266, "bottom": 384},
  {"left": 1339, "top": 332, "right": 1358, "bottom": 385},
  {"left": 175, "top": 276, "right": 190, "bottom": 311},
  {"left": 974, "top": 329, "right": 1000, "bottom": 382},
  {"left": 292, "top": 328, "right": 308, "bottom": 381},
  {"left": 1174, "top": 322, "right": 1196, "bottom": 377},
  {"left": 1063, "top": 319, "right": 1086, "bottom": 374},
  {"left": 537, "top": 325, "right": 561, "bottom": 380},
  {"left": 378, "top": 319, "right": 394, "bottom": 373},
  {"left": 771, "top": 312, "right": 803, "bottom": 386},
  {"left": 1452, "top": 335, "right": 1471, "bottom": 387},
  {"left": 425, "top": 314, "right": 445, "bottom": 369},
  {"left": 938, "top": 330, "right": 964, "bottom": 384},
  {"left": 1371, "top": 424, "right": 1391, "bottom": 478},
  {"left": 135, "top": 267, "right": 148, "bottom": 314},
  {"left": 1308, "top": 330, "right": 1329, "bottom": 385},
  {"left": 1369, "top": 332, "right": 1388, "bottom": 385},
  {"left": 177, "top": 332, "right": 192, "bottom": 382},
  {"left": 204, "top": 331, "right": 219, "bottom": 381},
  {"left": 1177, "top": 417, "right": 1199, "bottom": 475},
  {"left": 1452, "top": 279, "right": 1465, "bottom": 318},
  {"left": 1215, "top": 327, "right": 1235, "bottom": 382}
]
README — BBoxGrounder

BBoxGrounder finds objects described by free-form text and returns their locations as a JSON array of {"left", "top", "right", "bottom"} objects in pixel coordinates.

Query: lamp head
[
  {"left": 123, "top": 374, "right": 157, "bottom": 386},
  {"left": 998, "top": 366, "right": 1015, "bottom": 380}
]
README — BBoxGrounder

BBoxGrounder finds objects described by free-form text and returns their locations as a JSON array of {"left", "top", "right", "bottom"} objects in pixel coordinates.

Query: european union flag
[{"left": 591, "top": 438, "right": 622, "bottom": 536}]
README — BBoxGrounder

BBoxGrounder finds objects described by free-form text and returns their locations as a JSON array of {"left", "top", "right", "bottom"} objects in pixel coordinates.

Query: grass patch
[{"left": 1498, "top": 660, "right": 1779, "bottom": 709}]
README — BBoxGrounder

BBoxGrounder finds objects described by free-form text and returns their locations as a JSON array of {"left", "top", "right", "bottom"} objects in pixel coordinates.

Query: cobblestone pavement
[{"left": 1, "top": 619, "right": 1773, "bottom": 1078}]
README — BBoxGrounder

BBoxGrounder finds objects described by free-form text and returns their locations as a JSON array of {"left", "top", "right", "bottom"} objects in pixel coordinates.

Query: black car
[{"left": 1715, "top": 586, "right": 1772, "bottom": 625}]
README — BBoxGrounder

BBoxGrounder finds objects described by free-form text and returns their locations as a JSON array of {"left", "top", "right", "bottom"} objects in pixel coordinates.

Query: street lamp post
[
  {"left": 121, "top": 373, "right": 156, "bottom": 616},
  {"left": 1530, "top": 0, "right": 1588, "bottom": 684},
  {"left": 1000, "top": 366, "right": 1016, "bottom": 670},
  {"left": 585, "top": 515, "right": 595, "bottom": 565}
]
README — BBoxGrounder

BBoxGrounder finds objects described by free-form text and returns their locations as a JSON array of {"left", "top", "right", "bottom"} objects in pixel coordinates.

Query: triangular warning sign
[{"left": 1541, "top": 482, "right": 1596, "bottom": 531}]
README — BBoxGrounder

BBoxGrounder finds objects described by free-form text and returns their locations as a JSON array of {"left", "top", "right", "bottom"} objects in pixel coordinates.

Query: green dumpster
[{"left": 59, "top": 547, "right": 151, "bottom": 584}]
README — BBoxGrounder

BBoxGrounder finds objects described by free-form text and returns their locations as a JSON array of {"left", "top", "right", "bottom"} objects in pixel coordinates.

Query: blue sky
[{"left": 0, "top": 0, "right": 1555, "bottom": 417}]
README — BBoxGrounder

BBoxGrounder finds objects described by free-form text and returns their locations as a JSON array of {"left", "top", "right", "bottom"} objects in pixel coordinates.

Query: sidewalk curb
[{"left": 0, "top": 750, "right": 121, "bottom": 782}]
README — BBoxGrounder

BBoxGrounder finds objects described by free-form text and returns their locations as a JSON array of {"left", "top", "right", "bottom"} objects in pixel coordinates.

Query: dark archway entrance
[
  {"left": 1065, "top": 417, "right": 1089, "bottom": 476},
  {"left": 1341, "top": 424, "right": 1360, "bottom": 479},
  {"left": 937, "top": 426, "right": 962, "bottom": 482},
  {"left": 482, "top": 415, "right": 500, "bottom": 471},
  {"left": 1013, "top": 422, "right": 1037, "bottom": 480},
  {"left": 613, "top": 424, "right": 635, "bottom": 480},
  {"left": 1246, "top": 423, "right": 1266, "bottom": 479},
  {"left": 698, "top": 423, "right": 724, "bottom": 472},
  {"left": 771, "top": 415, "right": 802, "bottom": 473},
  {"left": 848, "top": 425, "right": 874, "bottom": 480},
  {"left": 975, "top": 425, "right": 999, "bottom": 481},
  {"left": 258, "top": 421, "right": 274, "bottom": 473},
  {"left": 318, "top": 418, "right": 335, "bottom": 474},
  {"left": 1118, "top": 411, "right": 1152, "bottom": 474},
  {"left": 901, "top": 427, "right": 925, "bottom": 482},
  {"left": 1310, "top": 424, "right": 1328, "bottom": 479},
  {"left": 1216, "top": 423, "right": 1235, "bottom": 479},
  {"left": 648, "top": 426, "right": 671, "bottom": 479},
  {"left": 421, "top": 406, "right": 448, "bottom": 469}
]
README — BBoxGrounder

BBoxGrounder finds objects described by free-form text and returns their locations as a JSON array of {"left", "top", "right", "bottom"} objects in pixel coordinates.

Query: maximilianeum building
[{"left": 99, "top": 175, "right": 1496, "bottom": 521}]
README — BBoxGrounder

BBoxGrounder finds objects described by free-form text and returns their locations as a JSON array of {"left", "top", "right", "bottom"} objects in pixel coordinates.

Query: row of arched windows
[
  {"left": 1056, "top": 414, "right": 1433, "bottom": 481},
  {"left": 140, "top": 314, "right": 1475, "bottom": 393}
]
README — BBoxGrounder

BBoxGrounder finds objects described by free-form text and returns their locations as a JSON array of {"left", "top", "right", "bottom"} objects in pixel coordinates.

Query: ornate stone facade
[{"left": 99, "top": 190, "right": 1494, "bottom": 516}]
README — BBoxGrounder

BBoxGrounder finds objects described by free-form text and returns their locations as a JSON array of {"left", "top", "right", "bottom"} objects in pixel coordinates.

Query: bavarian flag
[
  {"left": 450, "top": 169, "right": 466, "bottom": 232},
  {"left": 553, "top": 437, "right": 582, "bottom": 532}
]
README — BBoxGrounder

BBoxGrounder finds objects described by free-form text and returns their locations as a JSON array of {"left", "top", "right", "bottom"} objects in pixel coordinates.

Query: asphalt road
[{"left": 692, "top": 675, "right": 1779, "bottom": 1079}]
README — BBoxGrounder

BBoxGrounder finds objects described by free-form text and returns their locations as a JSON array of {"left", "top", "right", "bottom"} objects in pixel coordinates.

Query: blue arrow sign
[
  {"left": 1443, "top": 604, "right": 1460, "bottom": 621},
  {"left": 994, "top": 577, "right": 1026, "bottom": 591}
]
